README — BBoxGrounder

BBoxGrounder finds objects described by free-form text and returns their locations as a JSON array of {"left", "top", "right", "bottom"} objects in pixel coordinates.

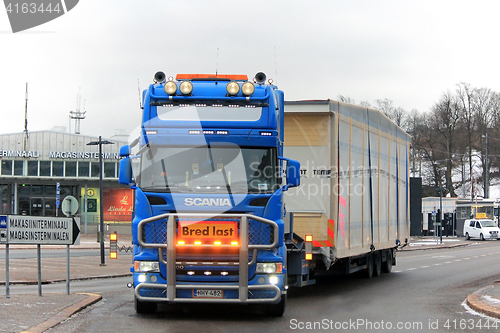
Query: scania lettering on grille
[{"left": 184, "top": 198, "right": 232, "bottom": 207}]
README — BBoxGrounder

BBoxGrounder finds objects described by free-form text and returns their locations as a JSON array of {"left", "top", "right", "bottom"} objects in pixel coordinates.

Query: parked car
[{"left": 463, "top": 219, "right": 500, "bottom": 240}]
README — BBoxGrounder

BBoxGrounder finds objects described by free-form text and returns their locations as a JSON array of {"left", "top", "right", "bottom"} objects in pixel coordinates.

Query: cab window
[
  {"left": 476, "top": 221, "right": 481, "bottom": 228},
  {"left": 469, "top": 221, "right": 475, "bottom": 227}
]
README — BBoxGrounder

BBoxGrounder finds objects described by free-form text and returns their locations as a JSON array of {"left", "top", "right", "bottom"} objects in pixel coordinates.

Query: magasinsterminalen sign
[{"left": 0, "top": 215, "right": 80, "bottom": 245}]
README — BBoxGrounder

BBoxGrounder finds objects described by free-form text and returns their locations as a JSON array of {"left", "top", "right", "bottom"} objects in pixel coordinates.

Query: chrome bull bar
[{"left": 136, "top": 213, "right": 281, "bottom": 303}]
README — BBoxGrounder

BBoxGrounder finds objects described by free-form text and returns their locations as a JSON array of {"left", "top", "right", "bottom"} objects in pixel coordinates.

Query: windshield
[
  {"left": 137, "top": 144, "right": 279, "bottom": 194},
  {"left": 480, "top": 220, "right": 497, "bottom": 228}
]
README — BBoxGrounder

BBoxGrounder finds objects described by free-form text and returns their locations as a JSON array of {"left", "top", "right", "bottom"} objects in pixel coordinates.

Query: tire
[
  {"left": 465, "top": 232, "right": 470, "bottom": 240},
  {"left": 373, "top": 252, "right": 382, "bottom": 277},
  {"left": 134, "top": 295, "right": 157, "bottom": 314},
  {"left": 266, "top": 294, "right": 286, "bottom": 317},
  {"left": 382, "top": 250, "right": 393, "bottom": 274},
  {"left": 365, "top": 254, "right": 373, "bottom": 279},
  {"left": 480, "top": 233, "right": 485, "bottom": 241}
]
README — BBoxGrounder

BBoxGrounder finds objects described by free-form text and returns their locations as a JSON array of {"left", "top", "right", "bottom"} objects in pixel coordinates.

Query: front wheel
[
  {"left": 480, "top": 233, "right": 485, "bottom": 241},
  {"left": 266, "top": 294, "right": 286, "bottom": 317},
  {"left": 465, "top": 232, "right": 470, "bottom": 240},
  {"left": 134, "top": 295, "right": 157, "bottom": 314}
]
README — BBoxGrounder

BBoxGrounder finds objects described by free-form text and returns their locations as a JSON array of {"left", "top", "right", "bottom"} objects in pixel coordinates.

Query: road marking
[
  {"left": 453, "top": 259, "right": 461, "bottom": 262},
  {"left": 434, "top": 263, "right": 442, "bottom": 266},
  {"left": 407, "top": 268, "right": 417, "bottom": 271},
  {"left": 420, "top": 265, "right": 430, "bottom": 269}
]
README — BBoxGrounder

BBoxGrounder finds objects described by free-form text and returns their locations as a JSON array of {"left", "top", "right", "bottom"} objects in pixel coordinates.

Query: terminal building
[{"left": 0, "top": 129, "right": 130, "bottom": 233}]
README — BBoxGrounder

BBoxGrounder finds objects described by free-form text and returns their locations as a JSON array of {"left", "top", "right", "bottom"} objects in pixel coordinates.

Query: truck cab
[{"left": 119, "top": 72, "right": 299, "bottom": 316}]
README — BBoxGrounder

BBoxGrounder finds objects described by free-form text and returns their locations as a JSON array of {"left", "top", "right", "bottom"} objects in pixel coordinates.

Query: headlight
[
  {"left": 241, "top": 82, "right": 255, "bottom": 96},
  {"left": 179, "top": 81, "right": 193, "bottom": 95},
  {"left": 256, "top": 262, "right": 282, "bottom": 274},
  {"left": 164, "top": 81, "right": 177, "bottom": 95},
  {"left": 226, "top": 81, "right": 240, "bottom": 96},
  {"left": 135, "top": 261, "right": 159, "bottom": 272}
]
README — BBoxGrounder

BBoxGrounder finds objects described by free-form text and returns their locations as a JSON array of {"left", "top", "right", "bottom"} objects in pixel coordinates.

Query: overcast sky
[{"left": 2, "top": 0, "right": 500, "bottom": 139}]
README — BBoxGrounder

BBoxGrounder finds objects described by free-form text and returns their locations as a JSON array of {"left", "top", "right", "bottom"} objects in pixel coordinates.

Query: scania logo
[{"left": 184, "top": 198, "right": 232, "bottom": 207}]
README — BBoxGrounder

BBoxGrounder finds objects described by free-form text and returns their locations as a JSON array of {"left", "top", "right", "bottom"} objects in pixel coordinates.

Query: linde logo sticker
[{"left": 3, "top": 0, "right": 79, "bottom": 33}]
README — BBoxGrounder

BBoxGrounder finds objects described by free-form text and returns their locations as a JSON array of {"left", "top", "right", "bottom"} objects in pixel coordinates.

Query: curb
[
  {"left": 466, "top": 284, "right": 500, "bottom": 319},
  {"left": 21, "top": 293, "right": 102, "bottom": 333}
]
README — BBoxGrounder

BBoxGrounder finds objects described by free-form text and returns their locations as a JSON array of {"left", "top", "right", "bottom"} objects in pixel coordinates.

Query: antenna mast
[
  {"left": 23, "top": 83, "right": 29, "bottom": 151},
  {"left": 69, "top": 89, "right": 86, "bottom": 134}
]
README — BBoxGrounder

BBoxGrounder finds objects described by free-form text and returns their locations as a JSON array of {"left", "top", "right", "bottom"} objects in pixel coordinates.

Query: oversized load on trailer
[{"left": 283, "top": 100, "right": 410, "bottom": 283}]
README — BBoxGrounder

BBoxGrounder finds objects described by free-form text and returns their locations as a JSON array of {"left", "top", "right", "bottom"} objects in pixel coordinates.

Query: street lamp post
[{"left": 87, "top": 136, "right": 114, "bottom": 266}]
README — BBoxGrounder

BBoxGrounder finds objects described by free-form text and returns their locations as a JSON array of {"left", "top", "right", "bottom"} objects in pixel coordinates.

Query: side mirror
[
  {"left": 119, "top": 157, "right": 133, "bottom": 185},
  {"left": 279, "top": 157, "right": 300, "bottom": 191},
  {"left": 120, "top": 145, "right": 131, "bottom": 157}
]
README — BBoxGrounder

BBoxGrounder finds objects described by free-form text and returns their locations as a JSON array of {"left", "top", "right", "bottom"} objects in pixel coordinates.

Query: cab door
[{"left": 473, "top": 221, "right": 482, "bottom": 238}]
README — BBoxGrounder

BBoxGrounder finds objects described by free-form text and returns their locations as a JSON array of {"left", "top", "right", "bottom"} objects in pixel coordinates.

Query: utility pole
[{"left": 485, "top": 132, "right": 489, "bottom": 198}]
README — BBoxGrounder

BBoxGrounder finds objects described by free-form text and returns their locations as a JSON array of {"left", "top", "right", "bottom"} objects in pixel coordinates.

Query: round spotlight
[
  {"left": 241, "top": 82, "right": 255, "bottom": 96},
  {"left": 164, "top": 81, "right": 177, "bottom": 95},
  {"left": 226, "top": 81, "right": 240, "bottom": 96},
  {"left": 179, "top": 81, "right": 193, "bottom": 95}
]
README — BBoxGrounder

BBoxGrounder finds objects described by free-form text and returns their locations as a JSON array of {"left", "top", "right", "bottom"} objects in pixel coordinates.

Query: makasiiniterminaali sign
[{"left": 2, "top": 215, "right": 80, "bottom": 245}]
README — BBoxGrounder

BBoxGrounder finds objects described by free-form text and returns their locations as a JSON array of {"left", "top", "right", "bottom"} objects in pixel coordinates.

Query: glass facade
[{"left": 0, "top": 160, "right": 119, "bottom": 179}]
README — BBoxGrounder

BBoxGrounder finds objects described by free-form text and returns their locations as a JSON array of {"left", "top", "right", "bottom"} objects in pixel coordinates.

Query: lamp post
[{"left": 87, "top": 136, "right": 114, "bottom": 266}]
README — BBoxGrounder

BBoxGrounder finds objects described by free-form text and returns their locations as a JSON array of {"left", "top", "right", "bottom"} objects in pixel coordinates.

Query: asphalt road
[{"left": 36, "top": 242, "right": 500, "bottom": 332}]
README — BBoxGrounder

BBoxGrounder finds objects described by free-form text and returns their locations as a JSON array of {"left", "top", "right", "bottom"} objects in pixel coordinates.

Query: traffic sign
[
  {"left": 5, "top": 215, "right": 80, "bottom": 245},
  {"left": 62, "top": 195, "right": 79, "bottom": 217},
  {"left": 56, "top": 182, "right": 60, "bottom": 208}
]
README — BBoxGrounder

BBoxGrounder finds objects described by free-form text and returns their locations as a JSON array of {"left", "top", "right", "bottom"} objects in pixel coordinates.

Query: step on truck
[{"left": 119, "top": 72, "right": 410, "bottom": 316}]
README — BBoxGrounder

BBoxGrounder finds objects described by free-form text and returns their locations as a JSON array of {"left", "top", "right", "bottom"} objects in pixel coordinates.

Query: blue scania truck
[
  {"left": 119, "top": 72, "right": 410, "bottom": 316},
  {"left": 119, "top": 71, "right": 300, "bottom": 316}
]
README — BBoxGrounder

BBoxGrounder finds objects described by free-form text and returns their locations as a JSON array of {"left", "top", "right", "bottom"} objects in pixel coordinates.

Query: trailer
[{"left": 283, "top": 100, "right": 410, "bottom": 283}]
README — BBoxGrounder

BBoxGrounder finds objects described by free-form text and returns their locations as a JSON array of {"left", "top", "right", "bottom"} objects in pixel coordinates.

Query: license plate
[
  {"left": 178, "top": 221, "right": 238, "bottom": 241},
  {"left": 193, "top": 289, "right": 223, "bottom": 298}
]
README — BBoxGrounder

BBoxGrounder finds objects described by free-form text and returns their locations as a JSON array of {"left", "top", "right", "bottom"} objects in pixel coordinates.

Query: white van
[{"left": 463, "top": 219, "right": 500, "bottom": 240}]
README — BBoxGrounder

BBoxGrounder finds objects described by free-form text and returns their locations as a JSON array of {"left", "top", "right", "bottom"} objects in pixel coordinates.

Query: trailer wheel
[
  {"left": 365, "top": 254, "right": 373, "bottom": 279},
  {"left": 134, "top": 295, "right": 157, "bottom": 314},
  {"left": 373, "top": 252, "right": 382, "bottom": 277},
  {"left": 266, "top": 294, "right": 286, "bottom": 317},
  {"left": 382, "top": 250, "right": 393, "bottom": 273}
]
